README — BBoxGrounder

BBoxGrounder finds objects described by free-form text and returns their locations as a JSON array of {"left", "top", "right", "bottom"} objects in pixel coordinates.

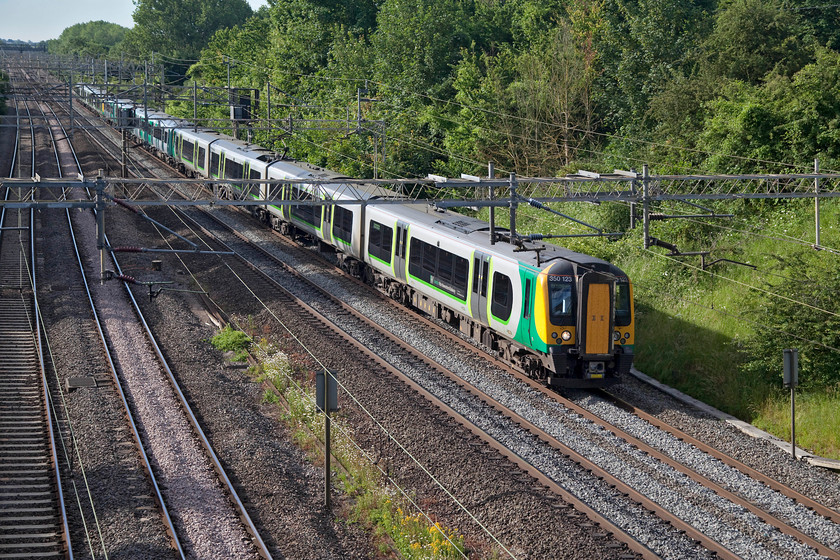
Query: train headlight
[
  {"left": 561, "top": 330, "right": 572, "bottom": 341},
  {"left": 613, "top": 331, "right": 621, "bottom": 341},
  {"left": 624, "top": 332, "right": 630, "bottom": 340}
]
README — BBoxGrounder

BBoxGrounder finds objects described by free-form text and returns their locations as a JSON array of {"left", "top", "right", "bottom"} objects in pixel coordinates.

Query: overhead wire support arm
[
  {"left": 109, "top": 246, "right": 234, "bottom": 256},
  {"left": 521, "top": 196, "right": 606, "bottom": 235},
  {"left": 111, "top": 196, "right": 198, "bottom": 249}
]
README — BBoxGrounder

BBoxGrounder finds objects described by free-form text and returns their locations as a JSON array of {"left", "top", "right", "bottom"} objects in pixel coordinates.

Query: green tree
[
  {"left": 771, "top": 47, "right": 840, "bottom": 168},
  {"left": 594, "top": 0, "right": 715, "bottom": 130},
  {"left": 702, "top": 0, "right": 812, "bottom": 84},
  {"left": 697, "top": 81, "right": 784, "bottom": 173},
  {"left": 741, "top": 250, "right": 840, "bottom": 391},
  {"left": 781, "top": 0, "right": 840, "bottom": 51},
  {"left": 47, "top": 21, "right": 129, "bottom": 57},
  {"left": 122, "top": 0, "right": 252, "bottom": 74},
  {"left": 369, "top": 0, "right": 474, "bottom": 97}
]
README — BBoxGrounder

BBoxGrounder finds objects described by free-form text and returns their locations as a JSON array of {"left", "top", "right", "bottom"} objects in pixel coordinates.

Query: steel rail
[
  {"left": 599, "top": 390, "right": 840, "bottom": 525},
  {"left": 188, "top": 202, "right": 840, "bottom": 559},
  {"left": 52, "top": 61, "right": 840, "bottom": 559},
  {"left": 339, "top": 255, "right": 840, "bottom": 558},
  {"left": 32, "top": 69, "right": 274, "bottom": 558},
  {"left": 162, "top": 203, "right": 656, "bottom": 560},
  {"left": 0, "top": 82, "right": 71, "bottom": 559},
  {"left": 50, "top": 92, "right": 275, "bottom": 559},
  {"left": 31, "top": 84, "right": 188, "bottom": 558}
]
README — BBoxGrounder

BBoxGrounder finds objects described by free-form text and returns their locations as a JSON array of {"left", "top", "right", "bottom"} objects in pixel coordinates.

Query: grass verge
[
  {"left": 752, "top": 388, "right": 840, "bottom": 459},
  {"left": 251, "top": 340, "right": 469, "bottom": 559}
]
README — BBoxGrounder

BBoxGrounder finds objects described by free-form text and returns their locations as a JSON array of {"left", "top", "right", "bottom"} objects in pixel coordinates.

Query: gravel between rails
[
  {"left": 608, "top": 376, "right": 840, "bottom": 514},
  {"left": 37, "top": 208, "right": 176, "bottom": 560},
  {"left": 98, "top": 200, "right": 637, "bottom": 558},
  {"left": 57, "top": 194, "right": 259, "bottom": 555}
]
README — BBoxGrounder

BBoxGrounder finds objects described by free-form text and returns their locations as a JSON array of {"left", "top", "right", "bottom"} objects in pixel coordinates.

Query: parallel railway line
[
  {"left": 3, "top": 61, "right": 272, "bottom": 558},
  {"left": 184, "top": 201, "right": 840, "bottom": 560},
  {"left": 155, "top": 136, "right": 840, "bottom": 559},
  {"left": 0, "top": 91, "right": 70, "bottom": 560}
]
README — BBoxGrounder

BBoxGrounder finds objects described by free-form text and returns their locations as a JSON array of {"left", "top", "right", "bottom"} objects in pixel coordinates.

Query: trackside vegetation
[
  {"left": 489, "top": 196, "right": 840, "bottom": 460},
  {"left": 250, "top": 341, "right": 468, "bottom": 559},
  {"left": 210, "top": 324, "right": 251, "bottom": 362}
]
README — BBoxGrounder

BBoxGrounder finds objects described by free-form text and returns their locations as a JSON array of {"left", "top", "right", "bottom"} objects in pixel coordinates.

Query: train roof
[{"left": 374, "top": 202, "right": 623, "bottom": 274}]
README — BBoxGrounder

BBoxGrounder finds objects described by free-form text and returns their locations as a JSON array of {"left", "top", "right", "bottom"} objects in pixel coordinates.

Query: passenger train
[{"left": 77, "top": 85, "right": 634, "bottom": 388}]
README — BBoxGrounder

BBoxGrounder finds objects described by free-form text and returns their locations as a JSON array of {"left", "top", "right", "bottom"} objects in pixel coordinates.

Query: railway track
[
  {"left": 162, "top": 197, "right": 840, "bottom": 559},
  {"left": 12, "top": 54, "right": 840, "bottom": 559},
  {"left": 0, "top": 93, "right": 70, "bottom": 559},
  {"left": 2, "top": 59, "right": 272, "bottom": 558}
]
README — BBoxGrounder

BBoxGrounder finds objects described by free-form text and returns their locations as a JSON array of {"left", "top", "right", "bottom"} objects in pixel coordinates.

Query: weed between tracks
[
  {"left": 247, "top": 339, "right": 467, "bottom": 559},
  {"left": 210, "top": 325, "right": 252, "bottom": 362}
]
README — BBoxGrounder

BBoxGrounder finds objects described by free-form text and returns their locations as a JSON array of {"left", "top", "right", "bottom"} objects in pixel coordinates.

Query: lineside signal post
[
  {"left": 316, "top": 370, "right": 338, "bottom": 508},
  {"left": 783, "top": 349, "right": 799, "bottom": 460}
]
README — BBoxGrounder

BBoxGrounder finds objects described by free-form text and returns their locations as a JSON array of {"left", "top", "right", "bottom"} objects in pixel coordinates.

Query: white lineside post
[
  {"left": 509, "top": 173, "right": 518, "bottom": 243},
  {"left": 68, "top": 70, "right": 73, "bottom": 137},
  {"left": 488, "top": 162, "right": 496, "bottom": 245},
  {"left": 814, "top": 158, "right": 821, "bottom": 248},
  {"left": 643, "top": 164, "right": 650, "bottom": 249},
  {"left": 266, "top": 80, "right": 271, "bottom": 136}
]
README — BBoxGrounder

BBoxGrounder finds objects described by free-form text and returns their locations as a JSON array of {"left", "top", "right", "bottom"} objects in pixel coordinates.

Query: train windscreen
[{"left": 548, "top": 279, "right": 575, "bottom": 325}]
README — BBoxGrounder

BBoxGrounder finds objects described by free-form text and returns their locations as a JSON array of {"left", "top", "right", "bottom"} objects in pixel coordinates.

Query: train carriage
[{"left": 73, "top": 87, "right": 634, "bottom": 387}]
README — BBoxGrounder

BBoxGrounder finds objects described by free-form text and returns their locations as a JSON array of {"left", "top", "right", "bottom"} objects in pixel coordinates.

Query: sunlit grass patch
[
  {"left": 253, "top": 341, "right": 468, "bottom": 558},
  {"left": 753, "top": 388, "right": 840, "bottom": 460}
]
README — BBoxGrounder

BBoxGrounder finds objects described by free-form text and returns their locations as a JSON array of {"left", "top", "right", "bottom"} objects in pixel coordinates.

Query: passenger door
[
  {"left": 394, "top": 222, "right": 409, "bottom": 282},
  {"left": 470, "top": 253, "right": 491, "bottom": 324}
]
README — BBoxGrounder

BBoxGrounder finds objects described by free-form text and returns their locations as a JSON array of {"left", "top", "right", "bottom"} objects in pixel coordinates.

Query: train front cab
[{"left": 534, "top": 261, "right": 634, "bottom": 388}]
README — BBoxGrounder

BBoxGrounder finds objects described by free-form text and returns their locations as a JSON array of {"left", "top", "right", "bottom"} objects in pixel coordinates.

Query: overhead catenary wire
[
  {"left": 69, "top": 47, "right": 840, "bottom": 177},
  {"left": 641, "top": 247, "right": 840, "bottom": 320},
  {"left": 160, "top": 51, "right": 827, "bottom": 175},
  {"left": 9, "top": 86, "right": 109, "bottom": 558},
  {"left": 151, "top": 202, "right": 513, "bottom": 558}
]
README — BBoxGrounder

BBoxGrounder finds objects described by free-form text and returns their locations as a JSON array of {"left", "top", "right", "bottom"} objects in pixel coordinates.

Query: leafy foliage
[
  {"left": 210, "top": 325, "right": 251, "bottom": 352},
  {"left": 702, "top": 0, "right": 812, "bottom": 84},
  {"left": 122, "top": 0, "right": 252, "bottom": 75},
  {"left": 47, "top": 21, "right": 129, "bottom": 57},
  {"left": 59, "top": 0, "right": 840, "bottom": 446},
  {"left": 741, "top": 250, "right": 840, "bottom": 391}
]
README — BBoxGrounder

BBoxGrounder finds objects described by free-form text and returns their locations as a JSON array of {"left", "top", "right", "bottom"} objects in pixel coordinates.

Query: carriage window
[
  {"left": 368, "top": 221, "right": 393, "bottom": 264},
  {"left": 197, "top": 146, "right": 206, "bottom": 169},
  {"left": 224, "top": 159, "right": 243, "bottom": 180},
  {"left": 210, "top": 152, "right": 220, "bottom": 176},
  {"left": 615, "top": 283, "right": 632, "bottom": 326},
  {"left": 491, "top": 272, "right": 513, "bottom": 321},
  {"left": 249, "top": 168, "right": 261, "bottom": 180},
  {"left": 524, "top": 279, "right": 532, "bottom": 319},
  {"left": 548, "top": 280, "right": 575, "bottom": 325},
  {"left": 153, "top": 125, "right": 162, "bottom": 141},
  {"left": 182, "top": 141, "right": 195, "bottom": 163},
  {"left": 332, "top": 206, "right": 353, "bottom": 244},
  {"left": 408, "top": 238, "right": 468, "bottom": 301},
  {"left": 393, "top": 227, "right": 406, "bottom": 258},
  {"left": 290, "top": 186, "right": 318, "bottom": 225}
]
